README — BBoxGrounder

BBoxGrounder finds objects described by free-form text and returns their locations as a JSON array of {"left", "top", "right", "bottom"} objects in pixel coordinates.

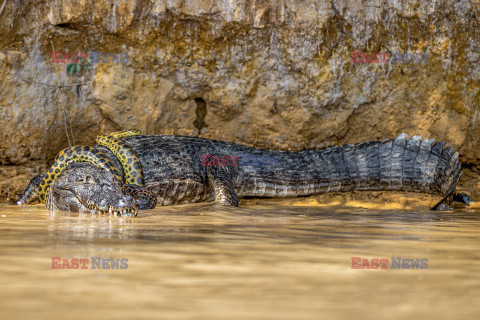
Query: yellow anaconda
[
  {"left": 95, "top": 129, "right": 145, "bottom": 187},
  {"left": 33, "top": 129, "right": 145, "bottom": 204},
  {"left": 37, "top": 146, "right": 124, "bottom": 203}
]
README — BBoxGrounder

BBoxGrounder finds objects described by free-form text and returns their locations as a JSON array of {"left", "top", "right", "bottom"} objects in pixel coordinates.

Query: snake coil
[
  {"left": 95, "top": 129, "right": 145, "bottom": 187},
  {"left": 37, "top": 146, "right": 124, "bottom": 203},
  {"left": 17, "top": 129, "right": 145, "bottom": 204}
]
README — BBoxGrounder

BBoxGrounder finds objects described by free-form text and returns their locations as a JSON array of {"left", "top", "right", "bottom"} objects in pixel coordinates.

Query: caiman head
[{"left": 45, "top": 163, "right": 139, "bottom": 216}]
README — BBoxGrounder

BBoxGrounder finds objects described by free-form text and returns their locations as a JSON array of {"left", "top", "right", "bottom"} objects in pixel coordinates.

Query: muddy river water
[{"left": 0, "top": 201, "right": 479, "bottom": 319}]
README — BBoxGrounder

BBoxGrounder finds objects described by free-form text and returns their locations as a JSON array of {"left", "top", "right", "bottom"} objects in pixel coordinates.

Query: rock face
[{"left": 1, "top": 0, "right": 480, "bottom": 200}]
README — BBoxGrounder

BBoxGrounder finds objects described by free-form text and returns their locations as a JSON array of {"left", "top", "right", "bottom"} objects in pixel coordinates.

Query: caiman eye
[
  {"left": 84, "top": 175, "right": 95, "bottom": 184},
  {"left": 75, "top": 175, "right": 95, "bottom": 184}
]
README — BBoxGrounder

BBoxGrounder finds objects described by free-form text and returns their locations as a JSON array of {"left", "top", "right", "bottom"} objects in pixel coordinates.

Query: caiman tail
[{"left": 237, "top": 134, "right": 461, "bottom": 201}]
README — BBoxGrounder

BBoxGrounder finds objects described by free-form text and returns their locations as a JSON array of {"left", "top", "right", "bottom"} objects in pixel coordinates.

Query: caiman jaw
[{"left": 82, "top": 199, "right": 139, "bottom": 216}]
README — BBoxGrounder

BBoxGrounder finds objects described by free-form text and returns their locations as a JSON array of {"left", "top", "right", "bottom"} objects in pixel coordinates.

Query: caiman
[{"left": 15, "top": 131, "right": 471, "bottom": 216}]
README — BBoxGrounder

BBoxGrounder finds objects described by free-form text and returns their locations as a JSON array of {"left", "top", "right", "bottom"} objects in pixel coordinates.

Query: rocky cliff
[{"left": 1, "top": 0, "right": 480, "bottom": 201}]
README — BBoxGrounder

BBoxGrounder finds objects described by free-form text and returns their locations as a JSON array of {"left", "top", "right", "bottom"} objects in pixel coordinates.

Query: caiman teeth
[{"left": 83, "top": 202, "right": 137, "bottom": 216}]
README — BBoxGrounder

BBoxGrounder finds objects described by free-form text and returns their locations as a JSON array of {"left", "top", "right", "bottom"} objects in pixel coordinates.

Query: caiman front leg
[
  {"left": 207, "top": 167, "right": 239, "bottom": 207},
  {"left": 124, "top": 185, "right": 157, "bottom": 210}
]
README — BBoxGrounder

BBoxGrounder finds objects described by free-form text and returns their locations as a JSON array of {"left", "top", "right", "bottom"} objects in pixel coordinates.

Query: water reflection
[{"left": 0, "top": 202, "right": 479, "bottom": 319}]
